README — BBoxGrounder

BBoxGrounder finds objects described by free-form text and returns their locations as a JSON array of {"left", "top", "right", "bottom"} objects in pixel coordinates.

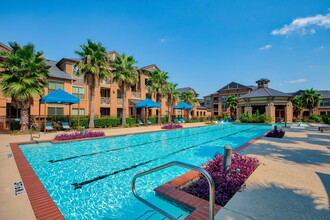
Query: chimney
[{"left": 256, "top": 78, "right": 270, "bottom": 88}]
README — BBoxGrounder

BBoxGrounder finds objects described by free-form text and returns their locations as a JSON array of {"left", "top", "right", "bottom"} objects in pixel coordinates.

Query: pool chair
[
  {"left": 216, "top": 120, "right": 223, "bottom": 124},
  {"left": 320, "top": 127, "right": 330, "bottom": 133},
  {"left": 137, "top": 120, "right": 144, "bottom": 126},
  {"left": 147, "top": 120, "right": 153, "bottom": 125},
  {"left": 174, "top": 118, "right": 181, "bottom": 123},
  {"left": 45, "top": 122, "right": 56, "bottom": 132},
  {"left": 179, "top": 118, "right": 186, "bottom": 123},
  {"left": 61, "top": 122, "right": 72, "bottom": 130}
]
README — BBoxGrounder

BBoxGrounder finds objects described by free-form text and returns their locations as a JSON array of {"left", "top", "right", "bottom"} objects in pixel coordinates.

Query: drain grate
[{"left": 14, "top": 181, "right": 26, "bottom": 196}]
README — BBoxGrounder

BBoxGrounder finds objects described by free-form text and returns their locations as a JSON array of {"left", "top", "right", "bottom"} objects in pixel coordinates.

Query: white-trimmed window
[
  {"left": 73, "top": 86, "right": 85, "bottom": 99},
  {"left": 48, "top": 107, "right": 64, "bottom": 116},
  {"left": 72, "top": 108, "right": 85, "bottom": 115},
  {"left": 48, "top": 81, "right": 64, "bottom": 94}
]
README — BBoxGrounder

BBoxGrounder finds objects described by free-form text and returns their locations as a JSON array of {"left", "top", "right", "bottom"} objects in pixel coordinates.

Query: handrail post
[{"left": 132, "top": 161, "right": 215, "bottom": 220}]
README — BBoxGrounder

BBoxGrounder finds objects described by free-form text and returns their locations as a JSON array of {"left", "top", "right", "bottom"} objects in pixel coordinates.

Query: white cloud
[
  {"left": 160, "top": 38, "right": 167, "bottom": 43},
  {"left": 289, "top": 78, "right": 307, "bottom": 83},
  {"left": 271, "top": 12, "right": 330, "bottom": 35},
  {"left": 315, "top": 45, "right": 328, "bottom": 51},
  {"left": 259, "top": 44, "right": 272, "bottom": 50}
]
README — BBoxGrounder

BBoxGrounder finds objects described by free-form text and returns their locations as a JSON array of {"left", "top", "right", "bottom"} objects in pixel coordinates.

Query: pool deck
[
  {"left": 1, "top": 122, "right": 329, "bottom": 219},
  {"left": 215, "top": 124, "right": 330, "bottom": 220}
]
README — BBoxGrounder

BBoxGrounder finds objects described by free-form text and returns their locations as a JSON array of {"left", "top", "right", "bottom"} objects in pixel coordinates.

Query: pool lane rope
[{"left": 71, "top": 126, "right": 258, "bottom": 190}]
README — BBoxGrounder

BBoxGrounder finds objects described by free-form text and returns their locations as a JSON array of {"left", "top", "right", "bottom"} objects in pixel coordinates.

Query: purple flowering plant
[
  {"left": 183, "top": 153, "right": 259, "bottom": 206},
  {"left": 54, "top": 131, "right": 105, "bottom": 141},
  {"left": 161, "top": 124, "right": 183, "bottom": 129}
]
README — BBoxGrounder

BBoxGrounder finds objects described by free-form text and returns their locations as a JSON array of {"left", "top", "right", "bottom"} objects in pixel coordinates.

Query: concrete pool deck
[
  {"left": 1, "top": 123, "right": 329, "bottom": 219},
  {"left": 216, "top": 125, "right": 330, "bottom": 220}
]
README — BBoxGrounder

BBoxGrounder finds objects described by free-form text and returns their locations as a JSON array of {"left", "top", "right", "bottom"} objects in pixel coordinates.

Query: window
[
  {"left": 72, "top": 65, "right": 79, "bottom": 76},
  {"left": 100, "top": 108, "right": 110, "bottom": 116},
  {"left": 320, "top": 100, "right": 330, "bottom": 106},
  {"left": 205, "top": 97, "right": 210, "bottom": 102},
  {"left": 48, "top": 107, "right": 64, "bottom": 116},
  {"left": 221, "top": 96, "right": 227, "bottom": 101},
  {"left": 72, "top": 86, "right": 85, "bottom": 99},
  {"left": 320, "top": 111, "right": 326, "bottom": 115},
  {"left": 222, "top": 104, "right": 226, "bottom": 109},
  {"left": 213, "top": 97, "right": 219, "bottom": 103},
  {"left": 117, "top": 90, "right": 122, "bottom": 99},
  {"left": 72, "top": 108, "right": 85, "bottom": 115},
  {"left": 206, "top": 105, "right": 210, "bottom": 110},
  {"left": 48, "top": 81, "right": 64, "bottom": 94},
  {"left": 213, "top": 104, "right": 218, "bottom": 110}
]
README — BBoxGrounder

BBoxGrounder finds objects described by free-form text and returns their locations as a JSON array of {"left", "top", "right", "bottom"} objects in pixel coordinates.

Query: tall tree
[
  {"left": 225, "top": 94, "right": 238, "bottom": 119},
  {"left": 180, "top": 92, "right": 198, "bottom": 117},
  {"left": 147, "top": 70, "right": 169, "bottom": 125},
  {"left": 0, "top": 42, "right": 49, "bottom": 131},
  {"left": 292, "top": 95, "right": 304, "bottom": 118},
  {"left": 301, "top": 89, "right": 322, "bottom": 117},
  {"left": 110, "top": 53, "right": 138, "bottom": 126},
  {"left": 165, "top": 82, "right": 180, "bottom": 123},
  {"left": 75, "top": 39, "right": 111, "bottom": 128}
]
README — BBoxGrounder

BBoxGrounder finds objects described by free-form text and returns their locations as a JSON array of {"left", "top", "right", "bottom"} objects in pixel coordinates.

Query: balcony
[
  {"left": 131, "top": 91, "right": 141, "bottom": 99},
  {"left": 117, "top": 98, "right": 123, "bottom": 105},
  {"left": 101, "top": 97, "right": 110, "bottom": 105}
]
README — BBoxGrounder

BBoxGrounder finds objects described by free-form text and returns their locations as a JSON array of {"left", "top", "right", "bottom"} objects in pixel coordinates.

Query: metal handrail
[
  {"left": 132, "top": 161, "right": 215, "bottom": 220},
  {"left": 30, "top": 125, "right": 40, "bottom": 141}
]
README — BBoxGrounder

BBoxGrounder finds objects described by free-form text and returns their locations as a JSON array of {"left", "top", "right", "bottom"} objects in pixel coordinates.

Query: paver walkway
[{"left": 216, "top": 126, "right": 330, "bottom": 220}]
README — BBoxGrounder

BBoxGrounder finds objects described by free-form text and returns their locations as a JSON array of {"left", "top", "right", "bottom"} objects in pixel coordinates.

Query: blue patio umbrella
[
  {"left": 174, "top": 102, "right": 193, "bottom": 110},
  {"left": 40, "top": 89, "right": 80, "bottom": 132},
  {"left": 134, "top": 98, "right": 161, "bottom": 125},
  {"left": 174, "top": 102, "right": 193, "bottom": 119}
]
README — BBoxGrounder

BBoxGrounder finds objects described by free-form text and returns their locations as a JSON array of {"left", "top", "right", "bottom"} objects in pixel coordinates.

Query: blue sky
[{"left": 1, "top": 0, "right": 330, "bottom": 97}]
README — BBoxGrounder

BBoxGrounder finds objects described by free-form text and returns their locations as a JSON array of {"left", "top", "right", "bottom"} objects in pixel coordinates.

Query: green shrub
[
  {"left": 239, "top": 112, "right": 272, "bottom": 124},
  {"left": 149, "top": 117, "right": 157, "bottom": 124},
  {"left": 310, "top": 114, "right": 322, "bottom": 123},
  {"left": 321, "top": 115, "right": 330, "bottom": 124},
  {"left": 192, "top": 116, "right": 199, "bottom": 122},
  {"left": 161, "top": 116, "right": 168, "bottom": 124}
]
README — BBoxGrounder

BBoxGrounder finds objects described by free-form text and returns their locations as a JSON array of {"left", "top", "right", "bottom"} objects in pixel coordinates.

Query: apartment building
[
  {"left": 203, "top": 82, "right": 256, "bottom": 116},
  {"left": 177, "top": 87, "right": 209, "bottom": 117}
]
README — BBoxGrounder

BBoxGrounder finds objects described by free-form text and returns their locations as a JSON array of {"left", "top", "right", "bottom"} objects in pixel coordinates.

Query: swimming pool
[{"left": 19, "top": 123, "right": 271, "bottom": 219}]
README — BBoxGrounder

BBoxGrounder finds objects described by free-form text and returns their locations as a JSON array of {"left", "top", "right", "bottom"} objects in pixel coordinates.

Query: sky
[{"left": 1, "top": 0, "right": 330, "bottom": 97}]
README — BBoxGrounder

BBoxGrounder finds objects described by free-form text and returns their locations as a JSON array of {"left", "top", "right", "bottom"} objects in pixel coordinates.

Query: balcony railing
[
  {"left": 101, "top": 97, "right": 110, "bottom": 105},
  {"left": 132, "top": 91, "right": 141, "bottom": 99},
  {"left": 117, "top": 98, "right": 123, "bottom": 105}
]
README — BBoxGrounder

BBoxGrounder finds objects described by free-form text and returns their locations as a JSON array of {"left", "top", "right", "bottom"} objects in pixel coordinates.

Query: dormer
[{"left": 108, "top": 51, "right": 120, "bottom": 61}]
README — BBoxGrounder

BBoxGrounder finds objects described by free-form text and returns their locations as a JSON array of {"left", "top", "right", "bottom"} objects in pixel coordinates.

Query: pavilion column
[
  {"left": 244, "top": 106, "right": 252, "bottom": 116},
  {"left": 265, "top": 103, "right": 275, "bottom": 123},
  {"left": 236, "top": 107, "right": 242, "bottom": 119},
  {"left": 285, "top": 103, "right": 293, "bottom": 123}
]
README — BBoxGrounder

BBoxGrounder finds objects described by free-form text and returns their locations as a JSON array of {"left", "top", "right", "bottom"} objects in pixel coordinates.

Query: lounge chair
[
  {"left": 137, "top": 120, "right": 144, "bottom": 126},
  {"left": 45, "top": 122, "right": 56, "bottom": 132},
  {"left": 147, "top": 120, "right": 153, "bottom": 125},
  {"left": 179, "top": 118, "right": 185, "bottom": 123},
  {"left": 61, "top": 122, "right": 72, "bottom": 130},
  {"left": 319, "top": 126, "right": 330, "bottom": 131},
  {"left": 174, "top": 118, "right": 181, "bottom": 123},
  {"left": 216, "top": 120, "right": 223, "bottom": 124}
]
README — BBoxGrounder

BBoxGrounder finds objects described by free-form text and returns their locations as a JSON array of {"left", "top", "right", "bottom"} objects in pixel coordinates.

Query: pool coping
[
  {"left": 10, "top": 124, "right": 269, "bottom": 219},
  {"left": 154, "top": 132, "right": 268, "bottom": 220}
]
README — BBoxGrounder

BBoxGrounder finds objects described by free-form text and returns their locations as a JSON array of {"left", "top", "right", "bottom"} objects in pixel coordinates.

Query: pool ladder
[
  {"left": 132, "top": 161, "right": 215, "bottom": 220},
  {"left": 30, "top": 125, "right": 40, "bottom": 141}
]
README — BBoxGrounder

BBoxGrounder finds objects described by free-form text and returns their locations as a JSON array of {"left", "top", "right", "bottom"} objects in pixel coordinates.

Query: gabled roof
[
  {"left": 217, "top": 82, "right": 252, "bottom": 92},
  {"left": 141, "top": 64, "right": 160, "bottom": 72},
  {"left": 46, "top": 60, "right": 73, "bottom": 80},
  {"left": 57, "top": 58, "right": 80, "bottom": 67},
  {"left": 237, "top": 87, "right": 292, "bottom": 99},
  {"left": 256, "top": 78, "right": 270, "bottom": 83},
  {"left": 177, "top": 87, "right": 198, "bottom": 96},
  {"left": 0, "top": 43, "right": 11, "bottom": 52},
  {"left": 292, "top": 90, "right": 330, "bottom": 99}
]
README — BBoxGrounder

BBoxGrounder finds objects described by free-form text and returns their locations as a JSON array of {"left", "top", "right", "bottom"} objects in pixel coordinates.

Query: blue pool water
[
  {"left": 276, "top": 123, "right": 310, "bottom": 127},
  {"left": 19, "top": 123, "right": 271, "bottom": 219}
]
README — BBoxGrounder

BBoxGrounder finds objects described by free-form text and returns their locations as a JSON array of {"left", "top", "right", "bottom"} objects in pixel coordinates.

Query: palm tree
[
  {"left": 110, "top": 53, "right": 138, "bottom": 126},
  {"left": 225, "top": 94, "right": 238, "bottom": 119},
  {"left": 75, "top": 39, "right": 111, "bottom": 128},
  {"left": 301, "top": 89, "right": 322, "bottom": 117},
  {"left": 165, "top": 82, "right": 180, "bottom": 123},
  {"left": 180, "top": 92, "right": 198, "bottom": 117},
  {"left": 292, "top": 96, "right": 304, "bottom": 118},
  {"left": 147, "top": 70, "right": 169, "bottom": 125},
  {"left": 0, "top": 42, "right": 49, "bottom": 131}
]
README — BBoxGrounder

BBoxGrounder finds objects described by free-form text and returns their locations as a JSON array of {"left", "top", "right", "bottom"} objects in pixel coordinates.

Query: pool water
[
  {"left": 275, "top": 123, "right": 310, "bottom": 127},
  {"left": 19, "top": 123, "right": 271, "bottom": 219}
]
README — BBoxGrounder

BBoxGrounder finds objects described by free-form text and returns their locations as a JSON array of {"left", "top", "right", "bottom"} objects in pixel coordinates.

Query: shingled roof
[
  {"left": 237, "top": 87, "right": 292, "bottom": 99},
  {"left": 291, "top": 90, "right": 330, "bottom": 99},
  {"left": 217, "top": 82, "right": 255, "bottom": 92},
  {"left": 46, "top": 60, "right": 73, "bottom": 80},
  {"left": 177, "top": 87, "right": 198, "bottom": 96}
]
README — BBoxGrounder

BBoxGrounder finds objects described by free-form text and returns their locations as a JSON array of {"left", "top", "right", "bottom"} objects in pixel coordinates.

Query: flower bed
[
  {"left": 161, "top": 124, "right": 183, "bottom": 129},
  {"left": 54, "top": 131, "right": 105, "bottom": 141},
  {"left": 182, "top": 153, "right": 259, "bottom": 206}
]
